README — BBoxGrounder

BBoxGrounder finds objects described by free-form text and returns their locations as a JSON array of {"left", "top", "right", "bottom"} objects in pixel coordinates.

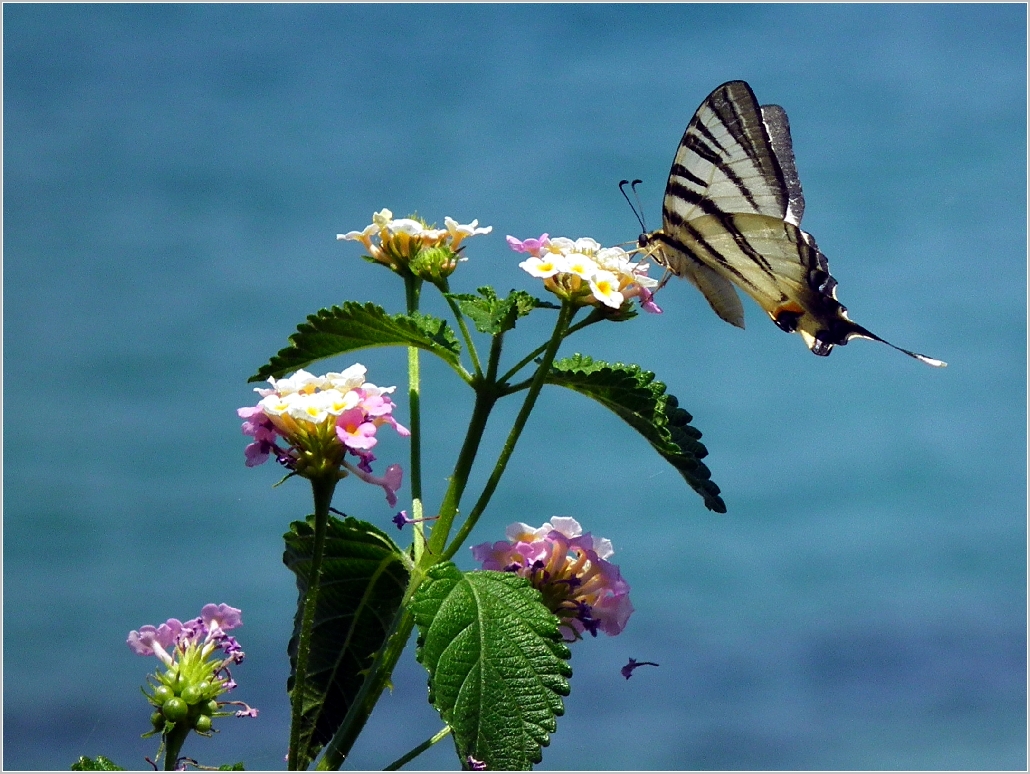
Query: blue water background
[{"left": 4, "top": 4, "right": 1026, "bottom": 770}]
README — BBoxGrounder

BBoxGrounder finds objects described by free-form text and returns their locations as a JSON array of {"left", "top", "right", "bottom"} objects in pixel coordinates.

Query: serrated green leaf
[
  {"left": 249, "top": 302, "right": 460, "bottom": 382},
  {"left": 446, "top": 287, "right": 555, "bottom": 335},
  {"left": 283, "top": 515, "right": 410, "bottom": 767},
  {"left": 546, "top": 354, "right": 726, "bottom": 512},
  {"left": 71, "top": 756, "right": 124, "bottom": 771},
  {"left": 410, "top": 563, "right": 572, "bottom": 771}
]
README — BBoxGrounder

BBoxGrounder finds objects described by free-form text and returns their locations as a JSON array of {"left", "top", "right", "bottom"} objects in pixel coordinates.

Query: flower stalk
[
  {"left": 287, "top": 474, "right": 337, "bottom": 771},
  {"left": 383, "top": 726, "right": 452, "bottom": 771},
  {"left": 442, "top": 301, "right": 575, "bottom": 560}
]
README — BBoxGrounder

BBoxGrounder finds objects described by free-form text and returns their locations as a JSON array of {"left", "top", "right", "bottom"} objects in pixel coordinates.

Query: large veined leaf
[
  {"left": 283, "top": 515, "right": 410, "bottom": 767},
  {"left": 446, "top": 287, "right": 557, "bottom": 335},
  {"left": 546, "top": 354, "right": 726, "bottom": 512},
  {"left": 410, "top": 563, "right": 572, "bottom": 771},
  {"left": 250, "top": 302, "right": 460, "bottom": 382}
]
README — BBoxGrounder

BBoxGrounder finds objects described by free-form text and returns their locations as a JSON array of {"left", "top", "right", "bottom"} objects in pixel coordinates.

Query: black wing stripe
[
  {"left": 711, "top": 83, "right": 791, "bottom": 214},
  {"left": 655, "top": 221, "right": 761, "bottom": 294},
  {"left": 716, "top": 85, "right": 762, "bottom": 165},
  {"left": 680, "top": 134, "right": 761, "bottom": 212},
  {"left": 669, "top": 162, "right": 708, "bottom": 188},
  {"left": 665, "top": 185, "right": 775, "bottom": 275},
  {"left": 682, "top": 132, "right": 722, "bottom": 163},
  {"left": 692, "top": 117, "right": 730, "bottom": 156},
  {"left": 663, "top": 201, "right": 779, "bottom": 288}
]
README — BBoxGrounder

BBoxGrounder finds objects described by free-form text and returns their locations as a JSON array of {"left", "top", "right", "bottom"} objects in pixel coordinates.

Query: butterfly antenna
[
  {"left": 630, "top": 179, "right": 648, "bottom": 232},
  {"left": 619, "top": 179, "right": 647, "bottom": 233}
]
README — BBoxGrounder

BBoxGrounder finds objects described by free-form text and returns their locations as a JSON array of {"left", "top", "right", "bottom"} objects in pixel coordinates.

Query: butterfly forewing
[{"left": 663, "top": 81, "right": 792, "bottom": 227}]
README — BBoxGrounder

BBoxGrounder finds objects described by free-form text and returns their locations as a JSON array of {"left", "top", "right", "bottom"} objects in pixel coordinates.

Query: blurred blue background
[{"left": 4, "top": 4, "right": 1026, "bottom": 771}]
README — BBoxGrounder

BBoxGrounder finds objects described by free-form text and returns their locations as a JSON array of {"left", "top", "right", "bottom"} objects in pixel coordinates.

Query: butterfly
[{"left": 633, "top": 80, "right": 945, "bottom": 367}]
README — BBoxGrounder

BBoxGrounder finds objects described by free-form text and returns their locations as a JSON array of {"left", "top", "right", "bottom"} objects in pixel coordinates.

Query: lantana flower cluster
[
  {"left": 238, "top": 364, "right": 408, "bottom": 504},
  {"left": 127, "top": 604, "right": 257, "bottom": 737},
  {"left": 472, "top": 517, "right": 634, "bottom": 641},
  {"left": 508, "top": 234, "right": 661, "bottom": 313},
  {"left": 339, "top": 208, "right": 492, "bottom": 281}
]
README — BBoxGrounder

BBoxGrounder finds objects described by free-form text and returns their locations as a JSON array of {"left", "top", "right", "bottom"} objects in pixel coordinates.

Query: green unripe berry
[
  {"left": 152, "top": 685, "right": 174, "bottom": 704},
  {"left": 194, "top": 714, "right": 212, "bottom": 733},
  {"left": 162, "top": 696, "right": 188, "bottom": 722},
  {"left": 181, "top": 685, "right": 202, "bottom": 705},
  {"left": 202, "top": 700, "right": 219, "bottom": 716},
  {"left": 150, "top": 711, "right": 164, "bottom": 730}
]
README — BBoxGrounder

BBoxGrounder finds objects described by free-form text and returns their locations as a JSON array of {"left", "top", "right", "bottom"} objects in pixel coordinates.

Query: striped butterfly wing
[{"left": 648, "top": 81, "right": 944, "bottom": 366}]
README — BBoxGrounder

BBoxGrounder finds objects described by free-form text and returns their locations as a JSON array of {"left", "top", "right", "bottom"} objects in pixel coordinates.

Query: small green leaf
[
  {"left": 283, "top": 515, "right": 410, "bottom": 767},
  {"left": 250, "top": 302, "right": 461, "bottom": 382},
  {"left": 411, "top": 563, "right": 572, "bottom": 771},
  {"left": 71, "top": 756, "right": 124, "bottom": 771},
  {"left": 547, "top": 354, "right": 726, "bottom": 512},
  {"left": 446, "top": 287, "right": 557, "bottom": 335},
  {"left": 217, "top": 764, "right": 246, "bottom": 771}
]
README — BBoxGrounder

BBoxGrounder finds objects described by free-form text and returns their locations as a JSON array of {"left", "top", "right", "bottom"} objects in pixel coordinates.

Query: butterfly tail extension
[{"left": 819, "top": 319, "right": 947, "bottom": 367}]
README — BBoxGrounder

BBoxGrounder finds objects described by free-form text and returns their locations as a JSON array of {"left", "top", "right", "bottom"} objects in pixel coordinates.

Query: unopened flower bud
[{"left": 409, "top": 245, "right": 461, "bottom": 283}]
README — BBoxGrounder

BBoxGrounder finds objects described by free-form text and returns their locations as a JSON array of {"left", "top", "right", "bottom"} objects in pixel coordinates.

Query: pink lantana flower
[
  {"left": 238, "top": 365, "right": 408, "bottom": 504},
  {"left": 472, "top": 517, "right": 633, "bottom": 640},
  {"left": 506, "top": 233, "right": 550, "bottom": 257},
  {"left": 509, "top": 234, "right": 660, "bottom": 314},
  {"left": 336, "top": 407, "right": 378, "bottom": 450}
]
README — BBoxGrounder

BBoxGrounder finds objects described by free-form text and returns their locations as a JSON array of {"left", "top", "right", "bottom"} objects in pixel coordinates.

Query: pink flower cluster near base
[{"left": 472, "top": 517, "right": 633, "bottom": 640}]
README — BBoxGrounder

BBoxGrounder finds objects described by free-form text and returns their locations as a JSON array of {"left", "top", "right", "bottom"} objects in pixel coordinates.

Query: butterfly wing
[{"left": 647, "top": 80, "right": 944, "bottom": 366}]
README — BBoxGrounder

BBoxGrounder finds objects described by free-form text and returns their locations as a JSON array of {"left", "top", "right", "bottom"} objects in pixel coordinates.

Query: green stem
[
  {"left": 498, "top": 309, "right": 601, "bottom": 384},
  {"left": 161, "top": 720, "right": 191, "bottom": 771},
  {"left": 421, "top": 331, "right": 507, "bottom": 560},
  {"left": 288, "top": 475, "right": 338, "bottom": 771},
  {"left": 383, "top": 725, "right": 452, "bottom": 771},
  {"left": 314, "top": 275, "right": 437, "bottom": 770},
  {"left": 426, "top": 386, "right": 498, "bottom": 560},
  {"left": 443, "top": 303, "right": 574, "bottom": 561},
  {"left": 404, "top": 276, "right": 425, "bottom": 563},
  {"left": 440, "top": 281, "right": 482, "bottom": 378},
  {"left": 316, "top": 604, "right": 418, "bottom": 770}
]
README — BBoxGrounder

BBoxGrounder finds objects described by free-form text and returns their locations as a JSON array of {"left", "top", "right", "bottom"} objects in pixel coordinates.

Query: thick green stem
[
  {"left": 161, "top": 720, "right": 191, "bottom": 771},
  {"left": 383, "top": 725, "right": 452, "bottom": 771},
  {"left": 288, "top": 475, "right": 338, "bottom": 770},
  {"left": 426, "top": 387, "right": 497, "bottom": 560},
  {"left": 315, "top": 605, "right": 418, "bottom": 770},
  {"left": 443, "top": 303, "right": 574, "bottom": 560}
]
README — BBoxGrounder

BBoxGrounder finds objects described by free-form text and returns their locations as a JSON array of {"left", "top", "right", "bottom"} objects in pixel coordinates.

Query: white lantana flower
[
  {"left": 338, "top": 209, "right": 491, "bottom": 278},
  {"left": 562, "top": 252, "right": 598, "bottom": 280},
  {"left": 589, "top": 270, "right": 625, "bottom": 309},
  {"left": 267, "top": 369, "right": 323, "bottom": 396},
  {"left": 519, "top": 254, "right": 566, "bottom": 278},
  {"left": 444, "top": 217, "right": 493, "bottom": 251},
  {"left": 325, "top": 364, "right": 368, "bottom": 393},
  {"left": 511, "top": 233, "right": 661, "bottom": 313}
]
